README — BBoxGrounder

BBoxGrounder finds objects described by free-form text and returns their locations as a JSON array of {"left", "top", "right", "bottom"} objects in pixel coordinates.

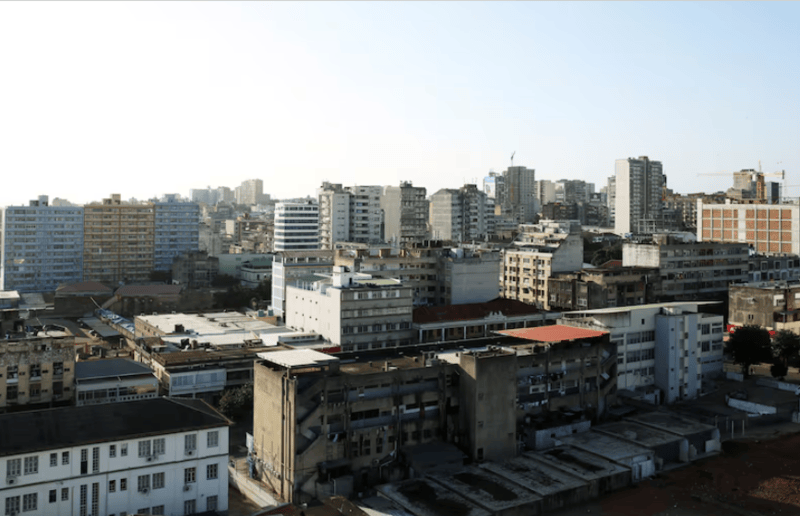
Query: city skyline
[{"left": 1, "top": 2, "right": 797, "bottom": 206}]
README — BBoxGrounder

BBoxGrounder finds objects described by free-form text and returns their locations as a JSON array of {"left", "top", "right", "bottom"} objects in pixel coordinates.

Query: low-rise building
[
  {"left": 748, "top": 253, "right": 800, "bottom": 282},
  {"left": 270, "top": 250, "right": 334, "bottom": 318},
  {"left": 561, "top": 302, "right": 724, "bottom": 404},
  {"left": 728, "top": 281, "right": 800, "bottom": 332},
  {"left": 0, "top": 333, "right": 76, "bottom": 410},
  {"left": 0, "top": 398, "right": 230, "bottom": 516},
  {"left": 548, "top": 266, "right": 662, "bottom": 311},
  {"left": 75, "top": 359, "right": 159, "bottom": 406}
]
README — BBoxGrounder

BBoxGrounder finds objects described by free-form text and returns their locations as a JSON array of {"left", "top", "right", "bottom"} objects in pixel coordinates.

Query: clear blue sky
[{"left": 1, "top": 2, "right": 797, "bottom": 205}]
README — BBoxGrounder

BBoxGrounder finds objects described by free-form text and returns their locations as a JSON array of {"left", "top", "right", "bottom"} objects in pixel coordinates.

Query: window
[
  {"left": 183, "top": 500, "right": 196, "bottom": 516},
  {"left": 109, "top": 480, "right": 116, "bottom": 492},
  {"left": 120, "top": 479, "right": 127, "bottom": 491},
  {"left": 137, "top": 475, "right": 150, "bottom": 492},
  {"left": 61, "top": 488, "right": 69, "bottom": 501},
  {"left": 138, "top": 440, "right": 151, "bottom": 458},
  {"left": 7, "top": 458, "right": 21, "bottom": 477},
  {"left": 109, "top": 445, "right": 116, "bottom": 458},
  {"left": 152, "top": 472, "right": 165, "bottom": 489},
  {"left": 152, "top": 506, "right": 164, "bottom": 516},
  {"left": 23, "top": 456, "right": 38, "bottom": 475},
  {"left": 207, "top": 464, "right": 218, "bottom": 480},
  {"left": 22, "top": 494, "right": 36, "bottom": 512},
  {"left": 206, "top": 496, "right": 218, "bottom": 512},
  {"left": 62, "top": 451, "right": 69, "bottom": 465},
  {"left": 5, "top": 496, "right": 20, "bottom": 516},
  {"left": 120, "top": 444, "right": 128, "bottom": 457},
  {"left": 80, "top": 449, "right": 88, "bottom": 475},
  {"left": 49, "top": 490, "right": 56, "bottom": 503},
  {"left": 184, "top": 467, "right": 196, "bottom": 484},
  {"left": 153, "top": 438, "right": 165, "bottom": 456},
  {"left": 137, "top": 509, "right": 150, "bottom": 516},
  {"left": 207, "top": 431, "right": 219, "bottom": 448},
  {"left": 184, "top": 434, "right": 197, "bottom": 453},
  {"left": 92, "top": 447, "right": 99, "bottom": 473},
  {"left": 50, "top": 453, "right": 57, "bottom": 467}
]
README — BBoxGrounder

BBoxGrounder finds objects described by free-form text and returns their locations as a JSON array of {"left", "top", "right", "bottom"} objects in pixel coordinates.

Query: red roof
[{"left": 498, "top": 325, "right": 608, "bottom": 343}]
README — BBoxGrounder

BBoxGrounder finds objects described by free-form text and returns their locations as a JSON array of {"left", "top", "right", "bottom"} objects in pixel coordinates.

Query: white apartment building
[
  {"left": 285, "top": 267, "right": 414, "bottom": 352},
  {"left": 270, "top": 250, "right": 334, "bottom": 318},
  {"left": 561, "top": 302, "right": 724, "bottom": 404},
  {"left": 1, "top": 196, "right": 84, "bottom": 293},
  {"left": 274, "top": 202, "right": 320, "bottom": 252},
  {"left": 614, "top": 156, "right": 665, "bottom": 236},
  {"left": 0, "top": 398, "right": 230, "bottom": 516},
  {"left": 318, "top": 183, "right": 382, "bottom": 249}
]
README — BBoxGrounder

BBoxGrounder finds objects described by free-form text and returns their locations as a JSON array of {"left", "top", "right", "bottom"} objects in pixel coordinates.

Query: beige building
[
  {"left": 381, "top": 182, "right": 429, "bottom": 245},
  {"left": 501, "top": 221, "right": 584, "bottom": 309},
  {"left": 284, "top": 267, "right": 414, "bottom": 352},
  {"left": 0, "top": 333, "right": 76, "bottom": 409},
  {"left": 252, "top": 326, "right": 615, "bottom": 504},
  {"left": 729, "top": 281, "right": 800, "bottom": 333},
  {"left": 83, "top": 194, "right": 155, "bottom": 285}
]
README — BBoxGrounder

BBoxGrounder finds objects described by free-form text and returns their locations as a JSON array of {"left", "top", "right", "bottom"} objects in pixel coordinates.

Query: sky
[{"left": 1, "top": 1, "right": 798, "bottom": 206}]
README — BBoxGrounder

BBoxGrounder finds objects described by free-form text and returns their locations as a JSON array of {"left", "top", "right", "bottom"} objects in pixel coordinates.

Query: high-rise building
[
  {"left": 502, "top": 166, "right": 537, "bottom": 222},
  {"left": 318, "top": 183, "right": 382, "bottom": 249},
  {"left": 429, "top": 185, "right": 488, "bottom": 242},
  {"left": 614, "top": 156, "right": 665, "bottom": 236},
  {"left": 381, "top": 182, "right": 429, "bottom": 245},
  {"left": 273, "top": 202, "right": 319, "bottom": 252},
  {"left": 236, "top": 179, "right": 265, "bottom": 205},
  {"left": 1, "top": 196, "right": 84, "bottom": 292},
  {"left": 83, "top": 194, "right": 155, "bottom": 285},
  {"left": 153, "top": 195, "right": 200, "bottom": 272}
]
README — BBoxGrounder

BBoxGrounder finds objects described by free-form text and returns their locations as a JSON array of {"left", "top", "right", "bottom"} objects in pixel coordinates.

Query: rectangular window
[
  {"left": 152, "top": 506, "right": 164, "bottom": 516},
  {"left": 7, "top": 458, "right": 21, "bottom": 477},
  {"left": 183, "top": 500, "right": 196, "bottom": 516},
  {"left": 207, "top": 463, "right": 218, "bottom": 480},
  {"left": 120, "top": 479, "right": 127, "bottom": 491},
  {"left": 207, "top": 431, "right": 219, "bottom": 448},
  {"left": 109, "top": 445, "right": 116, "bottom": 458},
  {"left": 137, "top": 509, "right": 150, "bottom": 516},
  {"left": 5, "top": 496, "right": 20, "bottom": 516},
  {"left": 23, "top": 456, "right": 38, "bottom": 475},
  {"left": 50, "top": 453, "right": 57, "bottom": 467},
  {"left": 22, "top": 493, "right": 36, "bottom": 513},
  {"left": 153, "top": 438, "right": 165, "bottom": 456},
  {"left": 120, "top": 444, "right": 128, "bottom": 457},
  {"left": 49, "top": 490, "right": 56, "bottom": 503},
  {"left": 137, "top": 475, "right": 150, "bottom": 492},
  {"left": 152, "top": 472, "right": 165, "bottom": 489},
  {"left": 138, "top": 441, "right": 151, "bottom": 458},
  {"left": 92, "top": 447, "right": 99, "bottom": 473},
  {"left": 80, "top": 449, "right": 88, "bottom": 475},
  {"left": 61, "top": 488, "right": 69, "bottom": 501},
  {"left": 109, "top": 480, "right": 116, "bottom": 492},
  {"left": 184, "top": 434, "right": 196, "bottom": 452},
  {"left": 206, "top": 496, "right": 218, "bottom": 511},
  {"left": 62, "top": 452, "right": 69, "bottom": 465},
  {"left": 184, "top": 467, "right": 196, "bottom": 484}
]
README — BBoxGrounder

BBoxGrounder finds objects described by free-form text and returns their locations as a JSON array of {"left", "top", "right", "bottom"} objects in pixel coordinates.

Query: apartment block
[
  {"left": 381, "top": 182, "right": 429, "bottom": 245},
  {"left": 429, "top": 185, "right": 488, "bottom": 242},
  {"left": 171, "top": 251, "right": 219, "bottom": 288},
  {"left": 561, "top": 302, "right": 724, "bottom": 404},
  {"left": 614, "top": 156, "right": 665, "bottom": 236},
  {"left": 0, "top": 333, "right": 76, "bottom": 410},
  {"left": 502, "top": 166, "right": 537, "bottom": 223},
  {"left": 0, "top": 398, "right": 230, "bottom": 516},
  {"left": 697, "top": 200, "right": 800, "bottom": 255},
  {"left": 83, "top": 194, "right": 155, "bottom": 285},
  {"left": 748, "top": 253, "right": 800, "bottom": 282},
  {"left": 285, "top": 267, "right": 414, "bottom": 352},
  {"left": 728, "top": 281, "right": 800, "bottom": 332},
  {"left": 501, "top": 221, "right": 584, "bottom": 309},
  {"left": 274, "top": 202, "right": 320, "bottom": 252},
  {"left": 318, "top": 183, "right": 383, "bottom": 249},
  {"left": 549, "top": 265, "right": 662, "bottom": 311},
  {"left": 622, "top": 234, "right": 748, "bottom": 300},
  {"left": 1, "top": 196, "right": 84, "bottom": 293},
  {"left": 153, "top": 196, "right": 199, "bottom": 272},
  {"left": 75, "top": 359, "right": 158, "bottom": 406},
  {"left": 270, "top": 250, "right": 334, "bottom": 318},
  {"left": 236, "top": 178, "right": 266, "bottom": 205}
]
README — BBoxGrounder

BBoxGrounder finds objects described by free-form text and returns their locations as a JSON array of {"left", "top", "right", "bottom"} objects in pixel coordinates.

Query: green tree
[
  {"left": 772, "top": 330, "right": 800, "bottom": 369},
  {"left": 771, "top": 360, "right": 789, "bottom": 379},
  {"left": 218, "top": 383, "right": 254, "bottom": 420},
  {"left": 726, "top": 325, "right": 773, "bottom": 377}
]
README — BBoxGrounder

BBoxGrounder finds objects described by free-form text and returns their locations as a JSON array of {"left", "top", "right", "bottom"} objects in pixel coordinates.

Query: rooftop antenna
[{"left": 511, "top": 151, "right": 516, "bottom": 167}]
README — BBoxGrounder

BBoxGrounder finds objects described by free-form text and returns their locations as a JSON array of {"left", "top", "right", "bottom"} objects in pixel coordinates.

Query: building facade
[
  {"left": 318, "top": 183, "right": 383, "bottom": 249},
  {"left": 0, "top": 334, "right": 76, "bottom": 410},
  {"left": 728, "top": 281, "right": 800, "bottom": 333},
  {"left": 429, "top": 185, "right": 488, "bottom": 242},
  {"left": 0, "top": 398, "right": 230, "bottom": 516},
  {"left": 502, "top": 166, "right": 537, "bottom": 223},
  {"left": 1, "top": 196, "right": 84, "bottom": 293},
  {"left": 697, "top": 200, "right": 800, "bottom": 255},
  {"left": 153, "top": 197, "right": 200, "bottom": 272},
  {"left": 549, "top": 266, "right": 662, "bottom": 311},
  {"left": 614, "top": 156, "right": 665, "bottom": 236},
  {"left": 273, "top": 202, "right": 320, "bottom": 252},
  {"left": 270, "top": 250, "right": 334, "bottom": 318},
  {"left": 381, "top": 182, "right": 429, "bottom": 245}
]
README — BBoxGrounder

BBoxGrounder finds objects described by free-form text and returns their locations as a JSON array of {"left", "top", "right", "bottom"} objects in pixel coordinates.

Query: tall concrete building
[
  {"left": 236, "top": 178, "right": 265, "bottom": 205},
  {"left": 270, "top": 250, "right": 333, "bottom": 318},
  {"left": 1, "top": 196, "right": 84, "bottom": 292},
  {"left": 83, "top": 194, "right": 155, "bottom": 285},
  {"left": 381, "top": 182, "right": 429, "bottom": 245},
  {"left": 273, "top": 202, "right": 319, "bottom": 252},
  {"left": 502, "top": 166, "right": 537, "bottom": 222},
  {"left": 153, "top": 195, "right": 200, "bottom": 272},
  {"left": 614, "top": 157, "right": 665, "bottom": 235},
  {"left": 429, "top": 185, "right": 488, "bottom": 242},
  {"left": 318, "top": 183, "right": 382, "bottom": 249}
]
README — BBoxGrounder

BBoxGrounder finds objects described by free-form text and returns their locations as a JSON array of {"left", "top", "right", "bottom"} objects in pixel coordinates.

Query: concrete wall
[
  {"left": 727, "top": 397, "right": 777, "bottom": 415},
  {"left": 622, "top": 244, "right": 660, "bottom": 268},
  {"left": 532, "top": 421, "right": 592, "bottom": 450}
]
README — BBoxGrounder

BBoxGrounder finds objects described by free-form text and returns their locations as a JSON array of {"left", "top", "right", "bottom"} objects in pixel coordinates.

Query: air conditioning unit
[
  {"left": 6, "top": 476, "right": 18, "bottom": 485},
  {"left": 140, "top": 488, "right": 149, "bottom": 494},
  {"left": 185, "top": 450, "right": 195, "bottom": 457},
  {"left": 183, "top": 484, "right": 192, "bottom": 492},
  {"left": 146, "top": 457, "right": 153, "bottom": 462}
]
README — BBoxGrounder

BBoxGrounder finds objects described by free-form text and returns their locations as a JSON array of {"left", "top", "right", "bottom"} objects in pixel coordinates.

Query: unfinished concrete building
[
  {"left": 728, "top": 281, "right": 800, "bottom": 332},
  {"left": 548, "top": 265, "right": 662, "bottom": 311},
  {"left": 0, "top": 333, "right": 76, "bottom": 410}
]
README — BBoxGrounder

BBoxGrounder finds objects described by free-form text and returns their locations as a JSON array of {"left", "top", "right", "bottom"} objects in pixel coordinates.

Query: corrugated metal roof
[{"left": 498, "top": 325, "right": 607, "bottom": 343}]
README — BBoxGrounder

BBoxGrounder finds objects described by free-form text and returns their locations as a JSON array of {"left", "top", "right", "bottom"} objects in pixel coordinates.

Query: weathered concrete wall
[
  {"left": 532, "top": 421, "right": 592, "bottom": 450},
  {"left": 727, "top": 397, "right": 777, "bottom": 415}
]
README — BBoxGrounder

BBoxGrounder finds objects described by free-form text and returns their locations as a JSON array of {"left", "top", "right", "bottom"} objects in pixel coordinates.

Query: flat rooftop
[
  {"left": 532, "top": 447, "right": 631, "bottom": 482},
  {"left": 593, "top": 421, "right": 685, "bottom": 448},
  {"left": 626, "top": 412, "right": 719, "bottom": 436},
  {"left": 258, "top": 349, "right": 339, "bottom": 369},
  {"left": 137, "top": 312, "right": 277, "bottom": 336},
  {"left": 75, "top": 359, "right": 155, "bottom": 381},
  {"left": 480, "top": 455, "right": 586, "bottom": 496},
  {"left": 559, "top": 430, "right": 654, "bottom": 462},
  {"left": 427, "top": 466, "right": 541, "bottom": 512},
  {"left": 498, "top": 325, "right": 607, "bottom": 343},
  {"left": 377, "top": 479, "right": 491, "bottom": 516}
]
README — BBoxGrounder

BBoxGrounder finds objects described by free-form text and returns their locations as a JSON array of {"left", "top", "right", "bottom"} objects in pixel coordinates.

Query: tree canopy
[{"left": 726, "top": 325, "right": 773, "bottom": 377}]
